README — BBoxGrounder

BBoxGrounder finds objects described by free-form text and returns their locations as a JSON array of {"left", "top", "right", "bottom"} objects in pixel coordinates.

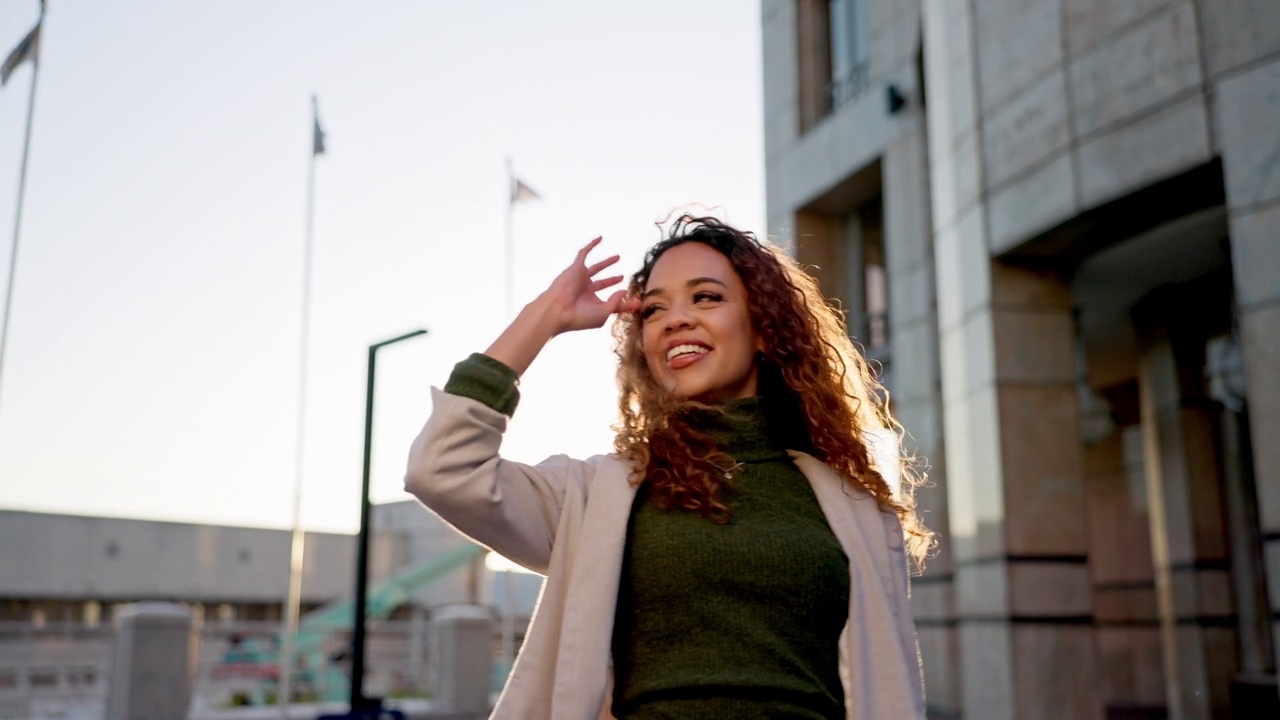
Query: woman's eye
[
  {"left": 639, "top": 305, "right": 661, "bottom": 320},
  {"left": 693, "top": 292, "right": 723, "bottom": 303}
]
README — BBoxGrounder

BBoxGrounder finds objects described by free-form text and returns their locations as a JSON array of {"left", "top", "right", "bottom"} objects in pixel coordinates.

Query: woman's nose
[{"left": 663, "top": 304, "right": 695, "bottom": 332}]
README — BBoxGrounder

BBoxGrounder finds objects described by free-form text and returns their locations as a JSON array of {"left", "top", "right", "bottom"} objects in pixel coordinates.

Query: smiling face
[{"left": 639, "top": 242, "right": 763, "bottom": 403}]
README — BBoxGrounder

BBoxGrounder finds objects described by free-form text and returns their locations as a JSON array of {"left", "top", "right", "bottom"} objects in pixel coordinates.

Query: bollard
[
  {"left": 427, "top": 604, "right": 494, "bottom": 716},
  {"left": 105, "top": 602, "right": 197, "bottom": 720}
]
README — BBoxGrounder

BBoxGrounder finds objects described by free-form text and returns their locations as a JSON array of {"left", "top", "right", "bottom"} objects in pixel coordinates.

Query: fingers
[
  {"left": 586, "top": 254, "right": 621, "bottom": 276},
  {"left": 605, "top": 291, "right": 643, "bottom": 315},
  {"left": 575, "top": 236, "right": 603, "bottom": 263},
  {"left": 590, "top": 275, "right": 624, "bottom": 292}
]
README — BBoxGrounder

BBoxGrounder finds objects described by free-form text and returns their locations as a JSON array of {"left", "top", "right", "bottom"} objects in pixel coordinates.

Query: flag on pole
[
  {"left": 510, "top": 177, "right": 540, "bottom": 205},
  {"left": 1, "top": 21, "right": 40, "bottom": 87},
  {"left": 311, "top": 95, "right": 326, "bottom": 156}
]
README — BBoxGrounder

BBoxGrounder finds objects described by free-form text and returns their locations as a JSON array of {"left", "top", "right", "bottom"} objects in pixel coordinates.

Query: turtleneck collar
[{"left": 696, "top": 396, "right": 794, "bottom": 463}]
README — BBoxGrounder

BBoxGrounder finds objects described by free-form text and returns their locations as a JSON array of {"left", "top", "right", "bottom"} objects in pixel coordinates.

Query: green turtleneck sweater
[{"left": 444, "top": 354, "right": 849, "bottom": 720}]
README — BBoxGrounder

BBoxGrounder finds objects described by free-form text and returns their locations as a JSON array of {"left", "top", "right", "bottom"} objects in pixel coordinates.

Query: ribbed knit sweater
[{"left": 444, "top": 354, "right": 849, "bottom": 720}]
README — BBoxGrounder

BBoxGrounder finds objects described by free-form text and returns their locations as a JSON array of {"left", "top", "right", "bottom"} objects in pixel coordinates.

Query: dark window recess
[{"left": 798, "top": 0, "right": 870, "bottom": 132}]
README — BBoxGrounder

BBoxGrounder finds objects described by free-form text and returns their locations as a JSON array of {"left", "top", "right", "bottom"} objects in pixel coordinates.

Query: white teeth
[{"left": 666, "top": 344, "right": 708, "bottom": 361}]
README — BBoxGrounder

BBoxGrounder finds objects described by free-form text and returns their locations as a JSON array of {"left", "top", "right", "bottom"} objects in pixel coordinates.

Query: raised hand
[
  {"left": 541, "top": 237, "right": 641, "bottom": 335},
  {"left": 484, "top": 236, "right": 640, "bottom": 377}
]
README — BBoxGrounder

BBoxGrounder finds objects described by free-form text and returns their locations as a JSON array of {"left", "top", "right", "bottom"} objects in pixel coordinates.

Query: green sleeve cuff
[{"left": 443, "top": 353, "right": 521, "bottom": 417}]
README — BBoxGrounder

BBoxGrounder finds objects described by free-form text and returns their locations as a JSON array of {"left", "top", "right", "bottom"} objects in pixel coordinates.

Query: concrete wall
[{"left": 0, "top": 510, "right": 353, "bottom": 604}]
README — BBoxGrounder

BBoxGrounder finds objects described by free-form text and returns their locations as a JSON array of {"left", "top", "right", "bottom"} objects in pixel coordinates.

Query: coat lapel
[{"left": 550, "top": 456, "right": 638, "bottom": 719}]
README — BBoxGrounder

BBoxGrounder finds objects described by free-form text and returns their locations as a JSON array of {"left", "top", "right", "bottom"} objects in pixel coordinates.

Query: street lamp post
[{"left": 349, "top": 329, "right": 427, "bottom": 717}]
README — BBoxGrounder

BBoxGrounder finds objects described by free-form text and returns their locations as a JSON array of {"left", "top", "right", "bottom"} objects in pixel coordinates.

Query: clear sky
[{"left": 0, "top": 1, "right": 765, "bottom": 533}]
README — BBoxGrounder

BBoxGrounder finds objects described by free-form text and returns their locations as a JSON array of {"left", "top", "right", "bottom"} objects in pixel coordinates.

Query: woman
[{"left": 405, "top": 215, "right": 932, "bottom": 719}]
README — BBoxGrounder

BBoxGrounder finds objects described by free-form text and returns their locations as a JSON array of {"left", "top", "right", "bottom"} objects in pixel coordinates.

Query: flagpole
[
  {"left": 500, "top": 158, "right": 517, "bottom": 681},
  {"left": 0, "top": 2, "right": 44, "bottom": 409},
  {"left": 505, "top": 157, "right": 515, "bottom": 319},
  {"left": 278, "top": 94, "right": 321, "bottom": 716}
]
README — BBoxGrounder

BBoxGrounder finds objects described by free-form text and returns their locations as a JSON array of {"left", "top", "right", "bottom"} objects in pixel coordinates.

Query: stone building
[
  {"left": 760, "top": 1, "right": 1279, "bottom": 718},
  {"left": 0, "top": 502, "right": 535, "bottom": 717}
]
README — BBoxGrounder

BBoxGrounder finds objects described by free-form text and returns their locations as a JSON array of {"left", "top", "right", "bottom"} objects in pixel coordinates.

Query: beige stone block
[
  {"left": 911, "top": 577, "right": 955, "bottom": 621},
  {"left": 983, "top": 69, "right": 1072, "bottom": 189},
  {"left": 998, "top": 384, "right": 1089, "bottom": 555},
  {"left": 889, "top": 261, "right": 931, "bottom": 329},
  {"left": 867, "top": 0, "right": 898, "bottom": 83},
  {"left": 959, "top": 623, "right": 1016, "bottom": 720},
  {"left": 956, "top": 206, "right": 992, "bottom": 319},
  {"left": 1178, "top": 407, "right": 1230, "bottom": 558},
  {"left": 1239, "top": 304, "right": 1280, "bottom": 530},
  {"left": 943, "top": 399, "right": 979, "bottom": 560},
  {"left": 963, "top": 311, "right": 997, "bottom": 397},
  {"left": 1009, "top": 561, "right": 1092, "bottom": 615},
  {"left": 1215, "top": 57, "right": 1280, "bottom": 209},
  {"left": 1068, "top": 2, "right": 1203, "bottom": 137},
  {"left": 990, "top": 262, "right": 1073, "bottom": 310},
  {"left": 958, "top": 562, "right": 1010, "bottom": 617},
  {"left": 1077, "top": 92, "right": 1211, "bottom": 207},
  {"left": 762, "top": 5, "right": 799, "bottom": 156},
  {"left": 1084, "top": 447, "right": 1157, "bottom": 585},
  {"left": 1095, "top": 627, "right": 1167, "bottom": 706},
  {"left": 884, "top": 132, "right": 932, "bottom": 274},
  {"left": 1012, "top": 625, "right": 1103, "bottom": 720},
  {"left": 893, "top": 3, "right": 923, "bottom": 71},
  {"left": 1230, "top": 204, "right": 1280, "bottom": 309},
  {"left": 1148, "top": 410, "right": 1199, "bottom": 565},
  {"left": 1094, "top": 585, "right": 1159, "bottom": 623},
  {"left": 989, "top": 152, "right": 1078, "bottom": 255},
  {"left": 940, "top": 316, "right": 968, "bottom": 404},
  {"left": 831, "top": 89, "right": 902, "bottom": 182},
  {"left": 952, "top": 129, "right": 983, "bottom": 220},
  {"left": 891, "top": 318, "right": 937, "bottom": 405},
  {"left": 969, "top": 384, "right": 1008, "bottom": 558},
  {"left": 1063, "top": 0, "right": 1171, "bottom": 55},
  {"left": 1198, "top": 0, "right": 1280, "bottom": 77},
  {"left": 922, "top": 0, "right": 979, "bottom": 141},
  {"left": 943, "top": 388, "right": 1007, "bottom": 561},
  {"left": 1195, "top": 568, "right": 1235, "bottom": 618},
  {"left": 973, "top": 0, "right": 1065, "bottom": 113},
  {"left": 918, "top": 625, "right": 961, "bottom": 713},
  {"left": 992, "top": 308, "right": 1076, "bottom": 384},
  {"left": 934, "top": 213, "right": 969, "bottom": 334}
]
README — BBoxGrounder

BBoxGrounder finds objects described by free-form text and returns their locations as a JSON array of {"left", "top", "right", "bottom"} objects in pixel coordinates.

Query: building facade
[
  {"left": 761, "top": 1, "right": 1279, "bottom": 718},
  {"left": 0, "top": 503, "right": 536, "bottom": 718}
]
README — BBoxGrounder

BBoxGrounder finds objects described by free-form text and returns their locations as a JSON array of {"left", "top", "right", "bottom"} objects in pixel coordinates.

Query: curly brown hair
[{"left": 612, "top": 214, "right": 933, "bottom": 567}]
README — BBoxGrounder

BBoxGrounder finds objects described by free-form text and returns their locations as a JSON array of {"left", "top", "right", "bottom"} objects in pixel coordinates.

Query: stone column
[
  {"left": 1213, "top": 44, "right": 1280, "bottom": 701},
  {"left": 1084, "top": 422, "right": 1167, "bottom": 714},
  {"left": 922, "top": 1, "right": 1103, "bottom": 717},
  {"left": 105, "top": 602, "right": 197, "bottom": 720},
  {"left": 884, "top": 107, "right": 957, "bottom": 717},
  {"left": 1133, "top": 295, "right": 1238, "bottom": 720},
  {"left": 428, "top": 604, "right": 493, "bottom": 717}
]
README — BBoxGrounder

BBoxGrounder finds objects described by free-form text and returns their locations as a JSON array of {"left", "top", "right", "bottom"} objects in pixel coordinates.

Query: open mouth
[{"left": 666, "top": 343, "right": 710, "bottom": 369}]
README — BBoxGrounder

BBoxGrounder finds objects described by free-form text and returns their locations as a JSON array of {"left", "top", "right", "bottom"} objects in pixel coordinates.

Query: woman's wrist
[{"left": 483, "top": 294, "right": 563, "bottom": 377}]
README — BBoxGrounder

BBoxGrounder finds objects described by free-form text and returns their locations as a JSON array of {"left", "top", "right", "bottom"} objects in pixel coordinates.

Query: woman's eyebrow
[{"left": 641, "top": 277, "right": 728, "bottom": 301}]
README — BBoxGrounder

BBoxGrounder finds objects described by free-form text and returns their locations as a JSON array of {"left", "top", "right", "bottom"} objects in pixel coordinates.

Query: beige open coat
[{"left": 404, "top": 388, "right": 926, "bottom": 720}]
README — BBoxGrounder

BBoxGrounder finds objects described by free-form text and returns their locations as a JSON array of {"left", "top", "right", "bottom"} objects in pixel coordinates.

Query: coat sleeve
[{"left": 404, "top": 387, "right": 590, "bottom": 575}]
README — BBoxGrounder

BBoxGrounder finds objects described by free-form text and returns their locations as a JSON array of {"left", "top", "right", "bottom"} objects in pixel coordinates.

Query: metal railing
[{"left": 823, "top": 61, "right": 870, "bottom": 116}]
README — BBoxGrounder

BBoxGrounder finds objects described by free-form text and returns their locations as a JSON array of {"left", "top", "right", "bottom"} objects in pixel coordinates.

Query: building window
[
  {"left": 29, "top": 670, "right": 58, "bottom": 689},
  {"left": 797, "top": 0, "right": 870, "bottom": 132},
  {"left": 83, "top": 600, "right": 101, "bottom": 629},
  {"left": 67, "top": 667, "right": 97, "bottom": 688}
]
